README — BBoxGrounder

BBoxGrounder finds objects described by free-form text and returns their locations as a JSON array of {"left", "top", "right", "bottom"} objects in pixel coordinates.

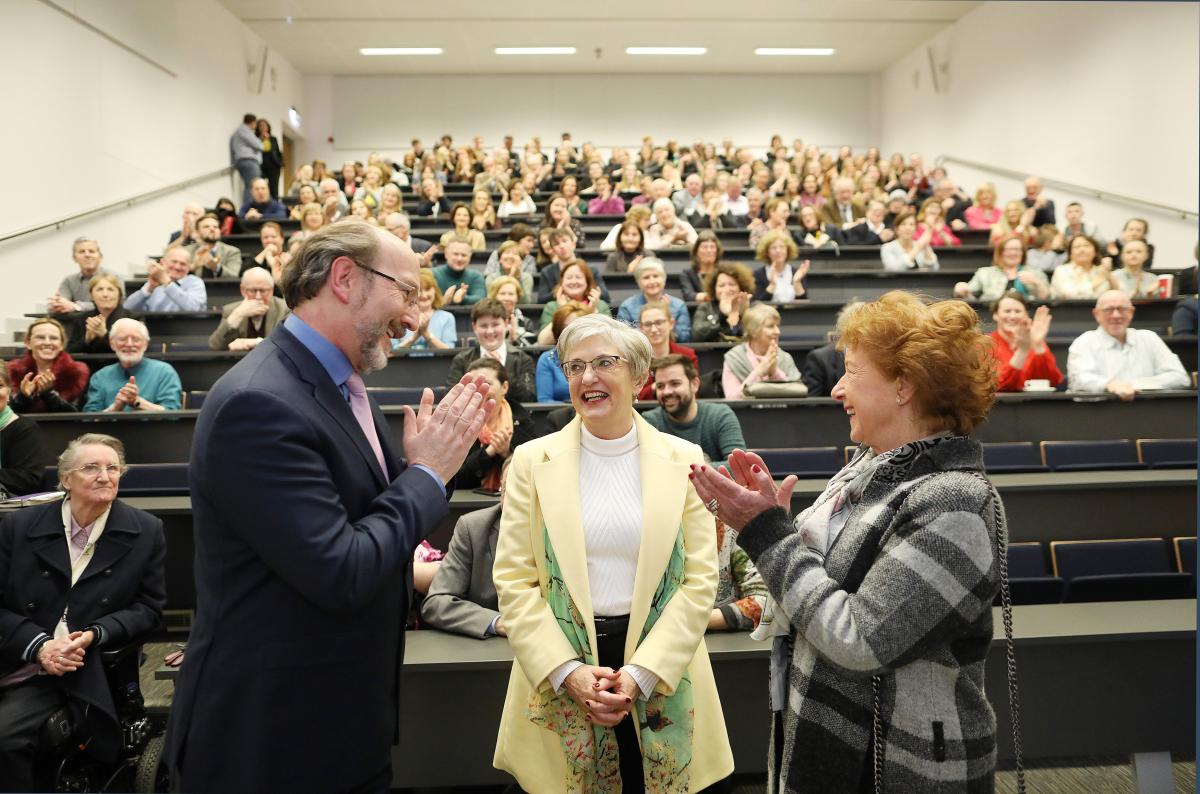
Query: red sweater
[
  {"left": 990, "top": 331, "right": 1062, "bottom": 392},
  {"left": 638, "top": 343, "right": 699, "bottom": 400},
  {"left": 7, "top": 351, "right": 90, "bottom": 411}
]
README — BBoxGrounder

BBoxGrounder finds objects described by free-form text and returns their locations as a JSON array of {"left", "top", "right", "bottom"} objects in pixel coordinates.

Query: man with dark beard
[
  {"left": 166, "top": 220, "right": 494, "bottom": 793},
  {"left": 641, "top": 353, "right": 745, "bottom": 465}
]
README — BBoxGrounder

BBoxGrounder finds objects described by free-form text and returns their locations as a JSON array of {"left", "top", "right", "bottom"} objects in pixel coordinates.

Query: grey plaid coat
[{"left": 738, "top": 436, "right": 1001, "bottom": 793}]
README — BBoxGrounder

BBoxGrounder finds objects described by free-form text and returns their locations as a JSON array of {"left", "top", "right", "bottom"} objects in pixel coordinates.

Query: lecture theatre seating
[{"left": 1050, "top": 538, "right": 1193, "bottom": 603}]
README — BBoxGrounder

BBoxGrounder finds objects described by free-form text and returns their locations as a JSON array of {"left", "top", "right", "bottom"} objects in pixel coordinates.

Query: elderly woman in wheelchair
[{"left": 0, "top": 433, "right": 165, "bottom": 792}]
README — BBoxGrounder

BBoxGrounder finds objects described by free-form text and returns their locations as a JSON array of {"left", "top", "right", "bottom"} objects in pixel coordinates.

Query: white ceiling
[{"left": 220, "top": 0, "right": 979, "bottom": 75}]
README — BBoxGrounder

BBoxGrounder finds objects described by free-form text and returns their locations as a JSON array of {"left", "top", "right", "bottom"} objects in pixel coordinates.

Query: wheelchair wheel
[{"left": 133, "top": 734, "right": 167, "bottom": 793}]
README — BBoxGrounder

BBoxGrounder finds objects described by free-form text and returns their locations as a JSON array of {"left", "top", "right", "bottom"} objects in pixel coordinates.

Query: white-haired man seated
[
  {"left": 645, "top": 198, "right": 699, "bottom": 250},
  {"left": 1067, "top": 289, "right": 1190, "bottom": 401},
  {"left": 83, "top": 318, "right": 183, "bottom": 412},
  {"left": 208, "top": 267, "right": 290, "bottom": 351}
]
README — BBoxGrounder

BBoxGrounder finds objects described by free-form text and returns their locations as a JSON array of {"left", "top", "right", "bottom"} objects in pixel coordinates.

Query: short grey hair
[
  {"left": 318, "top": 178, "right": 341, "bottom": 191},
  {"left": 652, "top": 198, "right": 674, "bottom": 214},
  {"left": 557, "top": 314, "right": 652, "bottom": 387},
  {"left": 742, "top": 302, "right": 781, "bottom": 340},
  {"left": 109, "top": 317, "right": 150, "bottom": 341},
  {"left": 633, "top": 257, "right": 666, "bottom": 282},
  {"left": 384, "top": 212, "right": 410, "bottom": 230},
  {"left": 72, "top": 236, "right": 101, "bottom": 254},
  {"left": 281, "top": 219, "right": 381, "bottom": 309},
  {"left": 57, "top": 433, "right": 127, "bottom": 489}
]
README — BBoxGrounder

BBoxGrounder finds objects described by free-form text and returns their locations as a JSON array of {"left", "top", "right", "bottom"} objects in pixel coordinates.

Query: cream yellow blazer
[{"left": 492, "top": 414, "right": 735, "bottom": 793}]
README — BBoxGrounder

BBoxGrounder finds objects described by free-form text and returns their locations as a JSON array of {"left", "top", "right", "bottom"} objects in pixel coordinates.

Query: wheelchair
[{"left": 32, "top": 642, "right": 168, "bottom": 793}]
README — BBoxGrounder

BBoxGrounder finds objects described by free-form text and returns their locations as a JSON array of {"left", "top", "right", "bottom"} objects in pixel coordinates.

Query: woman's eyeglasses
[{"left": 560, "top": 355, "right": 625, "bottom": 379}]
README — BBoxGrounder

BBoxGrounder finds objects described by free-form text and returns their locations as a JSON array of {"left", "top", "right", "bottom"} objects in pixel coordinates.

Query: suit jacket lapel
[
  {"left": 531, "top": 417, "right": 593, "bottom": 626},
  {"left": 273, "top": 327, "right": 389, "bottom": 489},
  {"left": 627, "top": 414, "right": 691, "bottom": 650}
]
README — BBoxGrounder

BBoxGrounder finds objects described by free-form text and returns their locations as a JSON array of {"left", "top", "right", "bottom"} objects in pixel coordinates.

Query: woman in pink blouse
[
  {"left": 964, "top": 183, "right": 1003, "bottom": 230},
  {"left": 916, "top": 198, "right": 961, "bottom": 247}
]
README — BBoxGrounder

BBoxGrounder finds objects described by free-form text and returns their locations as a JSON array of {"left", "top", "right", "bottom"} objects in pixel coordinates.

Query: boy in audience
[
  {"left": 1067, "top": 290, "right": 1190, "bottom": 400},
  {"left": 125, "top": 247, "right": 208, "bottom": 312},
  {"left": 84, "top": 318, "right": 182, "bottom": 412},
  {"left": 642, "top": 354, "right": 746, "bottom": 465},
  {"left": 208, "top": 267, "right": 289, "bottom": 351},
  {"left": 433, "top": 240, "right": 486, "bottom": 305},
  {"left": 185, "top": 213, "right": 243, "bottom": 278},
  {"left": 48, "top": 236, "right": 116, "bottom": 314},
  {"left": 1061, "top": 202, "right": 1104, "bottom": 247},
  {"left": 239, "top": 178, "right": 287, "bottom": 220},
  {"left": 444, "top": 299, "right": 536, "bottom": 402}
]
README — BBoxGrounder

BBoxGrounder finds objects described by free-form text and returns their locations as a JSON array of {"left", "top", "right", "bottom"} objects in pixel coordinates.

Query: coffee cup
[{"left": 1157, "top": 274, "right": 1175, "bottom": 298}]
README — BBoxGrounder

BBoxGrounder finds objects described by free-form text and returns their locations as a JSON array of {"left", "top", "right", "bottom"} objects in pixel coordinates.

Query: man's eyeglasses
[
  {"left": 560, "top": 355, "right": 625, "bottom": 380},
  {"left": 355, "top": 262, "right": 417, "bottom": 304},
  {"left": 70, "top": 463, "right": 124, "bottom": 479},
  {"left": 1097, "top": 306, "right": 1133, "bottom": 315}
]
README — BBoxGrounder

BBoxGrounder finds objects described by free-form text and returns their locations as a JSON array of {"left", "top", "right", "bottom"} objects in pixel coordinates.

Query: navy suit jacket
[{"left": 165, "top": 324, "right": 449, "bottom": 793}]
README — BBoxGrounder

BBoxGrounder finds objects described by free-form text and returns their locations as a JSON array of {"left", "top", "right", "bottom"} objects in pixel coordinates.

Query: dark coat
[
  {"left": 165, "top": 325, "right": 450, "bottom": 792},
  {"left": 753, "top": 265, "right": 810, "bottom": 303},
  {"left": 445, "top": 345, "right": 537, "bottom": 403},
  {"left": 800, "top": 343, "right": 845, "bottom": 397},
  {"left": 0, "top": 499, "right": 165, "bottom": 760},
  {"left": 0, "top": 416, "right": 52, "bottom": 496},
  {"left": 65, "top": 307, "right": 135, "bottom": 356},
  {"left": 454, "top": 398, "right": 536, "bottom": 491}
]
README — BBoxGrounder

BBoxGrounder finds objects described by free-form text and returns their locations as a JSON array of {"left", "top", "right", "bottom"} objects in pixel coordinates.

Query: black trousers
[
  {"left": 595, "top": 627, "right": 645, "bottom": 793},
  {"left": 0, "top": 676, "right": 66, "bottom": 793}
]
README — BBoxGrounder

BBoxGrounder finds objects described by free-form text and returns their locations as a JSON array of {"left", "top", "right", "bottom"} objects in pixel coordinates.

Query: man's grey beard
[
  {"left": 355, "top": 319, "right": 390, "bottom": 376},
  {"left": 116, "top": 352, "right": 144, "bottom": 370}
]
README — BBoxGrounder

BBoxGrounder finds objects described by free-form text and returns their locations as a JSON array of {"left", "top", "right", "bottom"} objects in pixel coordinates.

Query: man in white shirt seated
[
  {"left": 645, "top": 199, "right": 699, "bottom": 250},
  {"left": 722, "top": 180, "right": 749, "bottom": 217},
  {"left": 1067, "top": 290, "right": 1190, "bottom": 400},
  {"left": 125, "top": 247, "right": 208, "bottom": 313},
  {"left": 671, "top": 173, "right": 704, "bottom": 218}
]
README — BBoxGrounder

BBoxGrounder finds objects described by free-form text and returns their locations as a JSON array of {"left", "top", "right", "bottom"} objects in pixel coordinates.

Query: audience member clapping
[
  {"left": 487, "top": 276, "right": 535, "bottom": 347},
  {"left": 433, "top": 240, "right": 486, "bottom": 305},
  {"left": 67, "top": 274, "right": 132, "bottom": 356},
  {"left": 168, "top": 202, "right": 205, "bottom": 247},
  {"left": 617, "top": 257, "right": 691, "bottom": 340},
  {"left": 821, "top": 177, "right": 866, "bottom": 228},
  {"left": 289, "top": 185, "right": 318, "bottom": 219},
  {"left": 989, "top": 291, "right": 1062, "bottom": 392},
  {"left": 693, "top": 262, "right": 755, "bottom": 342},
  {"left": 238, "top": 178, "right": 286, "bottom": 221},
  {"left": 469, "top": 189, "right": 499, "bottom": 231},
  {"left": 880, "top": 211, "right": 938, "bottom": 271},
  {"left": 250, "top": 221, "right": 288, "bottom": 283},
  {"left": 453, "top": 357, "right": 535, "bottom": 492},
  {"left": 753, "top": 230, "right": 810, "bottom": 303},
  {"left": 337, "top": 161, "right": 361, "bottom": 198},
  {"left": 356, "top": 166, "right": 385, "bottom": 211},
  {"left": 287, "top": 163, "right": 317, "bottom": 197},
  {"left": 558, "top": 176, "right": 587, "bottom": 216},
  {"left": 208, "top": 267, "right": 289, "bottom": 352},
  {"left": 842, "top": 200, "right": 894, "bottom": 245},
  {"left": 414, "top": 178, "right": 449, "bottom": 217},
  {"left": 497, "top": 182, "right": 536, "bottom": 218},
  {"left": 186, "top": 213, "right": 243, "bottom": 278},
  {"left": 586, "top": 175, "right": 625, "bottom": 216},
  {"left": 439, "top": 202, "right": 487, "bottom": 251},
  {"left": 645, "top": 198, "right": 698, "bottom": 250},
  {"left": 536, "top": 230, "right": 609, "bottom": 303},
  {"left": 540, "top": 193, "right": 586, "bottom": 246},
  {"left": 394, "top": 269, "right": 457, "bottom": 350},
  {"left": 376, "top": 183, "right": 403, "bottom": 220},
  {"left": 599, "top": 204, "right": 653, "bottom": 251},
  {"left": 83, "top": 318, "right": 182, "bottom": 412},
  {"left": 535, "top": 303, "right": 594, "bottom": 402},
  {"left": 683, "top": 230, "right": 723, "bottom": 301},
  {"left": 635, "top": 304, "right": 698, "bottom": 400},
  {"left": 605, "top": 221, "right": 646, "bottom": 275},
  {"left": 915, "top": 198, "right": 961, "bottom": 247},
  {"left": 125, "top": 247, "right": 207, "bottom": 312},
  {"left": 990, "top": 200, "right": 1037, "bottom": 247},
  {"left": 964, "top": 183, "right": 1002, "bottom": 230},
  {"left": 1111, "top": 239, "right": 1158, "bottom": 298},
  {"left": 1051, "top": 235, "right": 1116, "bottom": 299},
  {"left": 1067, "top": 290, "right": 1189, "bottom": 399},
  {"left": 955, "top": 233, "right": 1050, "bottom": 302},
  {"left": 445, "top": 299, "right": 536, "bottom": 401},
  {"left": 1025, "top": 224, "right": 1066, "bottom": 273},
  {"left": 484, "top": 240, "right": 534, "bottom": 298},
  {"left": 537, "top": 260, "right": 609, "bottom": 343},
  {"left": 931, "top": 178, "right": 970, "bottom": 231},
  {"left": 1022, "top": 175, "right": 1056, "bottom": 226},
  {"left": 48, "top": 237, "right": 116, "bottom": 315},
  {"left": 7, "top": 318, "right": 89, "bottom": 413},
  {"left": 747, "top": 197, "right": 794, "bottom": 249},
  {"left": 722, "top": 303, "right": 805, "bottom": 399}
]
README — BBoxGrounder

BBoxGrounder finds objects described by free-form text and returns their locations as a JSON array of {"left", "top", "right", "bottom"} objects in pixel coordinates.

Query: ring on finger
[{"left": 705, "top": 498, "right": 721, "bottom": 514}]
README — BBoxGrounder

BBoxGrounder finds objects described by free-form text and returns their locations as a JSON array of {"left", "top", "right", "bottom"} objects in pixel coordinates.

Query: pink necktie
[
  {"left": 71, "top": 524, "right": 89, "bottom": 552},
  {"left": 345, "top": 373, "right": 387, "bottom": 477}
]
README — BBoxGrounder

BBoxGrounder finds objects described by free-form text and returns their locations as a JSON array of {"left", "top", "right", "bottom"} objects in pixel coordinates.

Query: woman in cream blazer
[{"left": 493, "top": 314, "right": 733, "bottom": 793}]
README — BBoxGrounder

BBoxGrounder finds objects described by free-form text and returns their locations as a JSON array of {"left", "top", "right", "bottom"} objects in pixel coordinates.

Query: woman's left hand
[{"left": 689, "top": 450, "right": 798, "bottom": 531}]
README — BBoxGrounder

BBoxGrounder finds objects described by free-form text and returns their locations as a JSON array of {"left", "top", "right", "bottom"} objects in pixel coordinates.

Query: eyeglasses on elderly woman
[{"left": 560, "top": 355, "right": 626, "bottom": 379}]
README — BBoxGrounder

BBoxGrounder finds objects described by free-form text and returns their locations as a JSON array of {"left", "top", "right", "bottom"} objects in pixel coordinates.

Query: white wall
[
  {"left": 297, "top": 73, "right": 880, "bottom": 166},
  {"left": 0, "top": 0, "right": 305, "bottom": 330},
  {"left": 879, "top": 1, "right": 1199, "bottom": 272}
]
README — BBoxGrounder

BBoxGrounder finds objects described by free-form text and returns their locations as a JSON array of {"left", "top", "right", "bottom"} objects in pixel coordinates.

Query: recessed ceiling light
[
  {"left": 360, "top": 47, "right": 443, "bottom": 56},
  {"left": 494, "top": 47, "right": 576, "bottom": 55},
  {"left": 755, "top": 47, "right": 836, "bottom": 56},
  {"left": 626, "top": 47, "right": 707, "bottom": 56}
]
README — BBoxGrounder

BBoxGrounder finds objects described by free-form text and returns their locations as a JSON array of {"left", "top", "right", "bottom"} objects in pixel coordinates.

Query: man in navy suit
[{"left": 165, "top": 220, "right": 493, "bottom": 793}]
